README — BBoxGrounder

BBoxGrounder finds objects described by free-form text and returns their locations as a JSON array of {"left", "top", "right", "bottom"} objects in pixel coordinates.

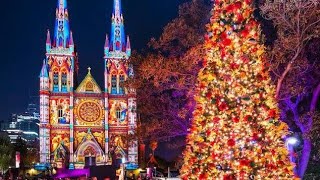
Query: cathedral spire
[
  {"left": 126, "top": 36, "right": 131, "bottom": 56},
  {"left": 46, "top": 30, "right": 51, "bottom": 52},
  {"left": 110, "top": 0, "right": 126, "bottom": 52},
  {"left": 39, "top": 59, "right": 49, "bottom": 78},
  {"left": 46, "top": 30, "right": 51, "bottom": 45},
  {"left": 54, "top": 0, "right": 70, "bottom": 48},
  {"left": 104, "top": 34, "right": 110, "bottom": 56}
]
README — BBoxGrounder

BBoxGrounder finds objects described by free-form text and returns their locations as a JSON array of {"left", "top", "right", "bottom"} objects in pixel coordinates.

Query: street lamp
[
  {"left": 286, "top": 136, "right": 299, "bottom": 146},
  {"left": 154, "top": 167, "right": 157, "bottom": 178}
]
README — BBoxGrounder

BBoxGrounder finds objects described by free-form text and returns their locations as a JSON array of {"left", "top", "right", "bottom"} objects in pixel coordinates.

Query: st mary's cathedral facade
[{"left": 39, "top": 0, "right": 138, "bottom": 169}]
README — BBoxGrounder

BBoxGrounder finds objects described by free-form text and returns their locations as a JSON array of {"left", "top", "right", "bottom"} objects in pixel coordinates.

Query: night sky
[{"left": 1, "top": 0, "right": 187, "bottom": 120}]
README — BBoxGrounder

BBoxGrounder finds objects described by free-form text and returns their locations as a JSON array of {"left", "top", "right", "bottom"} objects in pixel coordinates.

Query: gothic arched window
[
  {"left": 116, "top": 108, "right": 121, "bottom": 120},
  {"left": 119, "top": 75, "right": 125, "bottom": 94},
  {"left": 111, "top": 75, "right": 117, "bottom": 94},
  {"left": 58, "top": 106, "right": 63, "bottom": 119},
  {"left": 53, "top": 71, "right": 59, "bottom": 92},
  {"left": 61, "top": 72, "right": 67, "bottom": 92}
]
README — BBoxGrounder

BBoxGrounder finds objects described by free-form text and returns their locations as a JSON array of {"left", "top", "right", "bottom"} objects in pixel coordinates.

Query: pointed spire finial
[
  {"left": 126, "top": 36, "right": 131, "bottom": 50},
  {"left": 40, "top": 59, "right": 49, "bottom": 78},
  {"left": 88, "top": 67, "right": 91, "bottom": 74},
  {"left": 69, "top": 31, "right": 74, "bottom": 46},
  {"left": 46, "top": 30, "right": 51, "bottom": 44},
  {"left": 105, "top": 34, "right": 109, "bottom": 48}
]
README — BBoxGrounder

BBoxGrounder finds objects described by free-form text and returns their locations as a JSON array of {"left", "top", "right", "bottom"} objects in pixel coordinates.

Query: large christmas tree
[{"left": 181, "top": 0, "right": 296, "bottom": 179}]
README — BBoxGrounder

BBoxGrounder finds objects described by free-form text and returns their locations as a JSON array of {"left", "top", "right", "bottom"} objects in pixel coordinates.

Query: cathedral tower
[
  {"left": 39, "top": 0, "right": 78, "bottom": 168},
  {"left": 104, "top": 0, "right": 138, "bottom": 168}
]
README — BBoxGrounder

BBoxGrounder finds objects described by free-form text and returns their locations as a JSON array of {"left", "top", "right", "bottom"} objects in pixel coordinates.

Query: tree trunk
[
  {"left": 298, "top": 138, "right": 312, "bottom": 179},
  {"left": 275, "top": 62, "right": 292, "bottom": 99},
  {"left": 310, "top": 83, "right": 320, "bottom": 111},
  {"left": 297, "top": 83, "right": 320, "bottom": 178}
]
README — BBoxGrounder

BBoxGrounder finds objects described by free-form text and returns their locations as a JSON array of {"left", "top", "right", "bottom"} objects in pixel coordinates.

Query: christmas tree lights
[{"left": 181, "top": 0, "right": 296, "bottom": 179}]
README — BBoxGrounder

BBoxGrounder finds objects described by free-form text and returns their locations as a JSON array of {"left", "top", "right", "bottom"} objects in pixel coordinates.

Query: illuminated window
[
  {"left": 111, "top": 75, "right": 117, "bottom": 94},
  {"left": 53, "top": 72, "right": 59, "bottom": 92},
  {"left": 58, "top": 106, "right": 63, "bottom": 119},
  {"left": 61, "top": 72, "right": 67, "bottom": 92},
  {"left": 116, "top": 108, "right": 121, "bottom": 119},
  {"left": 119, "top": 75, "right": 125, "bottom": 94}
]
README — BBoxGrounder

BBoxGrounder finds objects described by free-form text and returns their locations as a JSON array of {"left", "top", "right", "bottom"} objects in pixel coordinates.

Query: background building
[
  {"left": 3, "top": 103, "right": 40, "bottom": 144},
  {"left": 39, "top": 0, "right": 138, "bottom": 170}
]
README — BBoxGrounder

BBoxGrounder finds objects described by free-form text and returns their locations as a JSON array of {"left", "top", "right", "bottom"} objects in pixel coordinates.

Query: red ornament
[
  {"left": 267, "top": 163, "right": 277, "bottom": 170},
  {"left": 234, "top": 2, "right": 242, "bottom": 9},
  {"left": 240, "top": 29, "right": 249, "bottom": 38},
  {"left": 230, "top": 62, "right": 240, "bottom": 69},
  {"left": 268, "top": 109, "right": 277, "bottom": 118},
  {"left": 248, "top": 19, "right": 258, "bottom": 27},
  {"left": 210, "top": 141, "right": 215, "bottom": 146},
  {"left": 199, "top": 173, "right": 208, "bottom": 180},
  {"left": 237, "top": 14, "right": 244, "bottom": 23},
  {"left": 221, "top": 49, "right": 226, "bottom": 58},
  {"left": 239, "top": 159, "right": 250, "bottom": 166},
  {"left": 218, "top": 102, "right": 228, "bottom": 111},
  {"left": 206, "top": 91, "right": 212, "bottom": 98},
  {"left": 222, "top": 38, "right": 232, "bottom": 46},
  {"left": 233, "top": 117, "right": 240, "bottom": 123},
  {"left": 211, "top": 153, "right": 216, "bottom": 159},
  {"left": 245, "top": 0, "right": 252, "bottom": 5},
  {"left": 227, "top": 139, "right": 236, "bottom": 146},
  {"left": 220, "top": 32, "right": 227, "bottom": 39},
  {"left": 206, "top": 129, "right": 211, "bottom": 136},
  {"left": 202, "top": 59, "right": 207, "bottom": 66},
  {"left": 244, "top": 115, "right": 252, "bottom": 121},
  {"left": 223, "top": 175, "right": 233, "bottom": 180},
  {"left": 226, "top": 4, "right": 235, "bottom": 12},
  {"left": 277, "top": 160, "right": 285, "bottom": 166},
  {"left": 213, "top": 117, "right": 221, "bottom": 123},
  {"left": 252, "top": 133, "right": 259, "bottom": 141}
]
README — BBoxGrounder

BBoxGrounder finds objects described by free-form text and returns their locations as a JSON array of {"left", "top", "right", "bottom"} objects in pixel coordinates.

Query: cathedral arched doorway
[
  {"left": 84, "top": 146, "right": 97, "bottom": 167},
  {"left": 75, "top": 140, "right": 104, "bottom": 167}
]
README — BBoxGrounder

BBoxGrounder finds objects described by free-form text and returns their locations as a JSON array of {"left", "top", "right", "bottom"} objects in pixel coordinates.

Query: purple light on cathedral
[{"left": 54, "top": 168, "right": 90, "bottom": 178}]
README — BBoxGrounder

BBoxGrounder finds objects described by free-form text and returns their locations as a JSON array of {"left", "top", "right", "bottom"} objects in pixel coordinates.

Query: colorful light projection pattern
[
  {"left": 50, "top": 98, "right": 70, "bottom": 124},
  {"left": 75, "top": 130, "right": 104, "bottom": 150},
  {"left": 74, "top": 130, "right": 105, "bottom": 164},
  {"left": 109, "top": 100, "right": 128, "bottom": 126},
  {"left": 109, "top": 133, "right": 128, "bottom": 160},
  {"left": 51, "top": 129, "right": 70, "bottom": 164},
  {"left": 74, "top": 99, "right": 104, "bottom": 126}
]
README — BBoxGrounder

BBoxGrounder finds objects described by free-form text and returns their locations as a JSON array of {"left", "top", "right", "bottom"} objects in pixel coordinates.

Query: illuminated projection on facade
[{"left": 39, "top": 0, "right": 138, "bottom": 169}]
